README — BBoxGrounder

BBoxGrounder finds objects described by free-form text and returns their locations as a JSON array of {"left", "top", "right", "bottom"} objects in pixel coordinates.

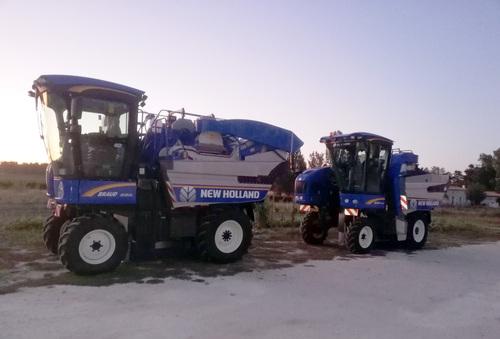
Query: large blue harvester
[{"left": 31, "top": 75, "right": 303, "bottom": 274}]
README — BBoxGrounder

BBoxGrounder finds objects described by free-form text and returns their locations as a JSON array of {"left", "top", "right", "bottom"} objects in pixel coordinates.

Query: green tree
[
  {"left": 292, "top": 150, "right": 307, "bottom": 172},
  {"left": 463, "top": 148, "right": 500, "bottom": 192},
  {"left": 272, "top": 150, "right": 307, "bottom": 194},
  {"left": 478, "top": 153, "right": 496, "bottom": 189},
  {"left": 450, "top": 170, "right": 465, "bottom": 186},
  {"left": 466, "top": 183, "right": 486, "bottom": 206},
  {"left": 307, "top": 151, "right": 325, "bottom": 168},
  {"left": 465, "top": 156, "right": 496, "bottom": 191},
  {"left": 493, "top": 148, "right": 500, "bottom": 190}
]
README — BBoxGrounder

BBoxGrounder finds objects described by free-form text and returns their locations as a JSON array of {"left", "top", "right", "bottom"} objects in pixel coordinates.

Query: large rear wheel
[
  {"left": 58, "top": 214, "right": 128, "bottom": 275},
  {"left": 406, "top": 214, "right": 428, "bottom": 250},
  {"left": 300, "top": 211, "right": 328, "bottom": 245},
  {"left": 196, "top": 208, "right": 252, "bottom": 263}
]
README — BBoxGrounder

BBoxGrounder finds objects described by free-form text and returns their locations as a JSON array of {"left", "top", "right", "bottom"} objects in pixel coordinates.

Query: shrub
[
  {"left": 255, "top": 199, "right": 301, "bottom": 228},
  {"left": 255, "top": 201, "right": 270, "bottom": 228},
  {"left": 466, "top": 183, "right": 486, "bottom": 205},
  {"left": 0, "top": 180, "right": 14, "bottom": 189},
  {"left": 5, "top": 217, "right": 43, "bottom": 231},
  {"left": 25, "top": 182, "right": 46, "bottom": 190}
]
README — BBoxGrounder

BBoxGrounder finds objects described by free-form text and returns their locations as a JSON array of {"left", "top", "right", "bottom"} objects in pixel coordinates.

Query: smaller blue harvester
[{"left": 295, "top": 132, "right": 448, "bottom": 253}]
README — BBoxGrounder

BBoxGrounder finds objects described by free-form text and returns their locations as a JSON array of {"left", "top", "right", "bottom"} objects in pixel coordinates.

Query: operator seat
[{"left": 104, "top": 115, "right": 122, "bottom": 138}]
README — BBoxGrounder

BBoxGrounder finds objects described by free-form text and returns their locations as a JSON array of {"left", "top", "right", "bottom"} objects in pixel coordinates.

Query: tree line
[
  {"left": 0, "top": 161, "right": 48, "bottom": 175},
  {"left": 460, "top": 149, "right": 500, "bottom": 205},
  {"left": 424, "top": 149, "right": 500, "bottom": 205}
]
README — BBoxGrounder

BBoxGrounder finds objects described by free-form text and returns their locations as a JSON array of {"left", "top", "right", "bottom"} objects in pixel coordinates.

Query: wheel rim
[
  {"left": 78, "top": 229, "right": 116, "bottom": 265},
  {"left": 214, "top": 220, "right": 244, "bottom": 254},
  {"left": 413, "top": 220, "right": 426, "bottom": 243},
  {"left": 358, "top": 226, "right": 374, "bottom": 249}
]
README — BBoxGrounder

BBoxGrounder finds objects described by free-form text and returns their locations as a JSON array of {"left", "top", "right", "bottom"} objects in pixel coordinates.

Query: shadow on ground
[{"left": 0, "top": 228, "right": 490, "bottom": 295}]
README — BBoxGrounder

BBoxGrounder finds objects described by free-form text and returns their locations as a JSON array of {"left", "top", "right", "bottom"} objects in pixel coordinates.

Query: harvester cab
[
  {"left": 295, "top": 132, "right": 448, "bottom": 253},
  {"left": 32, "top": 75, "right": 303, "bottom": 274},
  {"left": 33, "top": 75, "right": 144, "bottom": 184},
  {"left": 325, "top": 132, "right": 392, "bottom": 205}
]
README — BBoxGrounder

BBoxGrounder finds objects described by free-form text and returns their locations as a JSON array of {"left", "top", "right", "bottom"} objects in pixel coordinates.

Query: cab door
[{"left": 73, "top": 96, "right": 134, "bottom": 180}]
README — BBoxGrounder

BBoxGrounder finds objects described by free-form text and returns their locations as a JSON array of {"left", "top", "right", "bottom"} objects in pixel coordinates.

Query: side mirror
[{"left": 70, "top": 97, "right": 83, "bottom": 120}]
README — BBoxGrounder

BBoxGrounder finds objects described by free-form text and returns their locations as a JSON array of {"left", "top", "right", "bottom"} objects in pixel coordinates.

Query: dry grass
[
  {"left": 0, "top": 189, "right": 47, "bottom": 224},
  {"left": 431, "top": 207, "right": 500, "bottom": 238},
  {"left": 0, "top": 170, "right": 47, "bottom": 250},
  {"left": 1, "top": 217, "right": 45, "bottom": 247},
  {"left": 255, "top": 199, "right": 302, "bottom": 228},
  {"left": 257, "top": 201, "right": 500, "bottom": 240},
  {"left": 0, "top": 172, "right": 46, "bottom": 190}
]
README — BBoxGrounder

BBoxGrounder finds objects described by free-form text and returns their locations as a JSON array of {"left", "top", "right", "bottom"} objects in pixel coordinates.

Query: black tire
[
  {"left": 58, "top": 214, "right": 128, "bottom": 275},
  {"left": 406, "top": 214, "right": 428, "bottom": 250},
  {"left": 346, "top": 219, "right": 375, "bottom": 254},
  {"left": 300, "top": 211, "right": 328, "bottom": 245},
  {"left": 42, "top": 215, "right": 66, "bottom": 255},
  {"left": 196, "top": 207, "right": 252, "bottom": 263}
]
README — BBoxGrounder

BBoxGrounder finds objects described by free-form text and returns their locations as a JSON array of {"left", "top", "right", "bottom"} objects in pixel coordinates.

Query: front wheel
[
  {"left": 42, "top": 215, "right": 66, "bottom": 255},
  {"left": 58, "top": 214, "right": 128, "bottom": 275},
  {"left": 406, "top": 215, "right": 428, "bottom": 249},
  {"left": 300, "top": 211, "right": 328, "bottom": 245},
  {"left": 346, "top": 219, "right": 375, "bottom": 254},
  {"left": 196, "top": 208, "right": 252, "bottom": 263}
]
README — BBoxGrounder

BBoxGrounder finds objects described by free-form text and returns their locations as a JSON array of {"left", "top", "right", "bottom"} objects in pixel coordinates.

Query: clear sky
[{"left": 0, "top": 0, "right": 499, "bottom": 172}]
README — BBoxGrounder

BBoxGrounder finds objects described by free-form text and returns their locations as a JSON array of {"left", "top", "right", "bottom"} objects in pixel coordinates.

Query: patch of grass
[
  {"left": 255, "top": 200, "right": 302, "bottom": 228},
  {"left": 431, "top": 208, "right": 500, "bottom": 238},
  {"left": 0, "top": 180, "right": 46, "bottom": 190},
  {"left": 5, "top": 218, "right": 44, "bottom": 231},
  {"left": 0, "top": 180, "right": 14, "bottom": 189},
  {"left": 25, "top": 182, "right": 46, "bottom": 190},
  {"left": 1, "top": 217, "right": 44, "bottom": 247},
  {"left": 256, "top": 203, "right": 500, "bottom": 239}
]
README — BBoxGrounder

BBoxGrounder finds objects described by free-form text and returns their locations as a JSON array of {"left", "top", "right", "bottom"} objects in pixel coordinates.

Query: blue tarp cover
[{"left": 197, "top": 118, "right": 303, "bottom": 152}]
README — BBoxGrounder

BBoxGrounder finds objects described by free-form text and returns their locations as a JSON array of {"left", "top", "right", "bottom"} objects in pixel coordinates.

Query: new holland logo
[
  {"left": 179, "top": 186, "right": 197, "bottom": 202},
  {"left": 410, "top": 199, "right": 417, "bottom": 209}
]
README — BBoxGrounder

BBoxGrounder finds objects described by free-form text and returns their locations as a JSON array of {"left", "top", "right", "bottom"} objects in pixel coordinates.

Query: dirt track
[
  {"left": 1, "top": 235, "right": 500, "bottom": 339},
  {"left": 0, "top": 227, "right": 488, "bottom": 295}
]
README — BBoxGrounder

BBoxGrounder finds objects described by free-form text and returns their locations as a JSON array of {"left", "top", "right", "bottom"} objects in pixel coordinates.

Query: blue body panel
[
  {"left": 340, "top": 193, "right": 386, "bottom": 209},
  {"left": 53, "top": 178, "right": 80, "bottom": 204},
  {"left": 79, "top": 180, "right": 136, "bottom": 204},
  {"left": 53, "top": 178, "right": 136, "bottom": 205},
  {"left": 294, "top": 167, "right": 335, "bottom": 206},
  {"left": 388, "top": 152, "right": 419, "bottom": 216},
  {"left": 197, "top": 118, "right": 304, "bottom": 153}
]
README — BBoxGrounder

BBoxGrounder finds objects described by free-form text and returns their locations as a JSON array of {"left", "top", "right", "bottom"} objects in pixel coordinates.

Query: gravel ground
[{"left": 1, "top": 238, "right": 499, "bottom": 339}]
